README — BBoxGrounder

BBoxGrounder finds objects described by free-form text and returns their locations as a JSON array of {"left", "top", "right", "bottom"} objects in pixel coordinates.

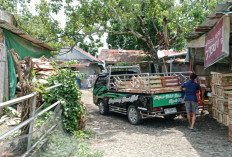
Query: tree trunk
[
  {"left": 10, "top": 49, "right": 34, "bottom": 153},
  {"left": 136, "top": 16, "right": 161, "bottom": 73}
]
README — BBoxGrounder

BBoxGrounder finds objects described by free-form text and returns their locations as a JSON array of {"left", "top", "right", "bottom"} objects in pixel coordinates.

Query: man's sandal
[{"left": 191, "top": 128, "right": 199, "bottom": 132}]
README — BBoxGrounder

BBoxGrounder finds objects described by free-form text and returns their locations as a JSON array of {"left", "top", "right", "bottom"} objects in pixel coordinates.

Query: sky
[{"left": 28, "top": 0, "right": 108, "bottom": 54}]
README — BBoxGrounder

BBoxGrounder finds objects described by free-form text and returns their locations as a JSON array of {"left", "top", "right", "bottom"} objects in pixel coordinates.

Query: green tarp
[{"left": 3, "top": 29, "right": 51, "bottom": 99}]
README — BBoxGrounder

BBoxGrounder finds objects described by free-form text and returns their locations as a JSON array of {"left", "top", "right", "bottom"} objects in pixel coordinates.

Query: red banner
[{"left": 204, "top": 17, "right": 230, "bottom": 68}]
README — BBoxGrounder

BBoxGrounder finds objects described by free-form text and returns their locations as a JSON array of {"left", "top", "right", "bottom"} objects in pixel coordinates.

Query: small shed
[
  {"left": 186, "top": 2, "right": 232, "bottom": 75},
  {"left": 158, "top": 49, "right": 188, "bottom": 73},
  {"left": 98, "top": 49, "right": 147, "bottom": 66},
  {"left": 56, "top": 47, "right": 104, "bottom": 75},
  {"left": 98, "top": 49, "right": 153, "bottom": 72},
  {"left": 0, "top": 9, "right": 54, "bottom": 103},
  {"left": 186, "top": 1, "right": 232, "bottom": 141}
]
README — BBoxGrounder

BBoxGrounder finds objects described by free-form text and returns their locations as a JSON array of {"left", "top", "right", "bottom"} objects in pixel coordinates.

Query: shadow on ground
[{"left": 87, "top": 105, "right": 232, "bottom": 157}]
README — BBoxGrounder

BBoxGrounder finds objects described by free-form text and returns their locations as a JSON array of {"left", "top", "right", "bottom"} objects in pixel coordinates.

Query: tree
[{"left": 1, "top": 0, "right": 226, "bottom": 70}]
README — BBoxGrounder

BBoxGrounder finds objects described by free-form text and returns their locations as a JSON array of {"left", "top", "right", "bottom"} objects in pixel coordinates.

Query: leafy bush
[
  {"left": 43, "top": 62, "right": 85, "bottom": 133},
  {"left": 73, "top": 129, "right": 92, "bottom": 139}
]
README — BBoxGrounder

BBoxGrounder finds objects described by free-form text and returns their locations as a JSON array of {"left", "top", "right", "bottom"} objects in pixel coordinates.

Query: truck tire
[
  {"left": 127, "top": 105, "right": 143, "bottom": 125},
  {"left": 98, "top": 100, "right": 109, "bottom": 115}
]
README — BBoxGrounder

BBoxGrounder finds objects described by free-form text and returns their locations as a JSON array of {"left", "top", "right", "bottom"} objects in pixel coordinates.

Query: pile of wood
[
  {"left": 31, "top": 56, "right": 55, "bottom": 84},
  {"left": 115, "top": 75, "right": 181, "bottom": 94},
  {"left": 211, "top": 72, "right": 231, "bottom": 126},
  {"left": 228, "top": 93, "right": 232, "bottom": 141},
  {"left": 198, "top": 76, "right": 212, "bottom": 112}
]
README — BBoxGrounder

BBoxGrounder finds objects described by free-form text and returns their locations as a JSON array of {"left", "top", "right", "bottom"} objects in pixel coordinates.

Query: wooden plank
[
  {"left": 143, "top": 80, "right": 162, "bottom": 84},
  {"left": 150, "top": 84, "right": 163, "bottom": 88}
]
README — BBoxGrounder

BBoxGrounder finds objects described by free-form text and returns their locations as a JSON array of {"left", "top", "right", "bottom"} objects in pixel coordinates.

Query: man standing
[{"left": 181, "top": 73, "right": 200, "bottom": 132}]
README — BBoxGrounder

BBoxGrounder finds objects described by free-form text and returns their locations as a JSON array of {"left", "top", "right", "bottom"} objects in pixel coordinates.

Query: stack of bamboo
[
  {"left": 211, "top": 72, "right": 231, "bottom": 126},
  {"left": 228, "top": 93, "right": 232, "bottom": 141}
]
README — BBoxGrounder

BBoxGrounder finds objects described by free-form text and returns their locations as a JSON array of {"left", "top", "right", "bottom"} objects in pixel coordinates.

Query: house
[
  {"left": 98, "top": 49, "right": 152, "bottom": 72},
  {"left": 56, "top": 47, "right": 104, "bottom": 75},
  {"left": 186, "top": 2, "right": 232, "bottom": 141},
  {"left": 0, "top": 9, "right": 54, "bottom": 103},
  {"left": 186, "top": 2, "right": 232, "bottom": 75},
  {"left": 98, "top": 49, "right": 147, "bottom": 65},
  {"left": 158, "top": 49, "right": 189, "bottom": 73},
  {"left": 98, "top": 49, "right": 188, "bottom": 73}
]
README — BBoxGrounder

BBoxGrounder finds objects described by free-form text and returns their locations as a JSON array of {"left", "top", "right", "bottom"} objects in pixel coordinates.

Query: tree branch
[{"left": 151, "top": 18, "right": 159, "bottom": 33}]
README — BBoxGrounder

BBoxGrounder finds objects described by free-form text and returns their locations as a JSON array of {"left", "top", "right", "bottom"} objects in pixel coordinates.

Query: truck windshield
[{"left": 95, "top": 77, "right": 106, "bottom": 88}]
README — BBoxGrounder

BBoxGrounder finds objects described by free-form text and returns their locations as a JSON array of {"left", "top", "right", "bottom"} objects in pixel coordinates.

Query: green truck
[{"left": 93, "top": 65, "right": 189, "bottom": 125}]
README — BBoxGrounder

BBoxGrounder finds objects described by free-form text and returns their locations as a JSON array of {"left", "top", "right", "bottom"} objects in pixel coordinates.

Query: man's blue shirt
[{"left": 181, "top": 80, "right": 199, "bottom": 102}]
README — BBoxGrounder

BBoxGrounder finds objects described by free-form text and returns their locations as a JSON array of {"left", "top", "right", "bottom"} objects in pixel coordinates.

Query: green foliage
[
  {"left": 43, "top": 62, "right": 84, "bottom": 133},
  {"left": 73, "top": 129, "right": 93, "bottom": 139},
  {"left": 6, "top": 130, "right": 21, "bottom": 140},
  {"left": 34, "top": 111, "right": 52, "bottom": 128},
  {"left": 2, "top": 107, "right": 18, "bottom": 118},
  {"left": 33, "top": 128, "right": 80, "bottom": 157},
  {"left": 78, "top": 38, "right": 103, "bottom": 57},
  {"left": 1, "top": 0, "right": 227, "bottom": 60},
  {"left": 176, "top": 0, "right": 225, "bottom": 42}
]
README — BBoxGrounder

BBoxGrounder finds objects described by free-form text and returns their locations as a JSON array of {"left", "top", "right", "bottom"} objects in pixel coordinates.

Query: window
[{"left": 95, "top": 76, "right": 106, "bottom": 87}]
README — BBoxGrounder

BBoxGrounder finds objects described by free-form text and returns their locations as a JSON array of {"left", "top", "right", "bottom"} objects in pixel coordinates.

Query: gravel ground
[{"left": 81, "top": 89, "right": 232, "bottom": 157}]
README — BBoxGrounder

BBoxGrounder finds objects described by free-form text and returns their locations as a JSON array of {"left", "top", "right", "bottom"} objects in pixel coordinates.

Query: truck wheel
[
  {"left": 98, "top": 100, "right": 109, "bottom": 115},
  {"left": 127, "top": 105, "right": 143, "bottom": 125}
]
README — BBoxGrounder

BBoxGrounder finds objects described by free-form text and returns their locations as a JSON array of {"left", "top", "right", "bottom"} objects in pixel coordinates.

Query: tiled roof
[
  {"left": 74, "top": 46, "right": 99, "bottom": 62},
  {"left": 98, "top": 49, "right": 148, "bottom": 63},
  {"left": 158, "top": 49, "right": 187, "bottom": 58}
]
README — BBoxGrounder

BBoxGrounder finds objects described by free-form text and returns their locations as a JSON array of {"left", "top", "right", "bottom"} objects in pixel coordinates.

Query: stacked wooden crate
[
  {"left": 116, "top": 75, "right": 181, "bottom": 93},
  {"left": 228, "top": 93, "right": 232, "bottom": 141},
  {"left": 211, "top": 72, "right": 232, "bottom": 126},
  {"left": 198, "top": 76, "right": 211, "bottom": 112},
  {"left": 140, "top": 76, "right": 162, "bottom": 88},
  {"left": 161, "top": 76, "right": 179, "bottom": 87}
]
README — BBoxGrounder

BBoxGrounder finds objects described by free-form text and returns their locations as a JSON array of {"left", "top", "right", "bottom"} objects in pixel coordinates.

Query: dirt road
[{"left": 81, "top": 89, "right": 232, "bottom": 157}]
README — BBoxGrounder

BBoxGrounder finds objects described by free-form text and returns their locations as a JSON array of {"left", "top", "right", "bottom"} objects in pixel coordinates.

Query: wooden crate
[
  {"left": 229, "top": 109, "right": 232, "bottom": 119},
  {"left": 230, "top": 118, "right": 232, "bottom": 126},
  {"left": 215, "top": 86, "right": 232, "bottom": 99},
  {"left": 229, "top": 125, "right": 232, "bottom": 137},
  {"left": 211, "top": 96, "right": 217, "bottom": 107},
  {"left": 117, "top": 81, "right": 132, "bottom": 89},
  {"left": 161, "top": 76, "right": 179, "bottom": 87},
  {"left": 216, "top": 98, "right": 229, "bottom": 112},
  {"left": 149, "top": 86, "right": 181, "bottom": 94},
  {"left": 223, "top": 112, "right": 229, "bottom": 126},
  {"left": 140, "top": 76, "right": 162, "bottom": 88},
  {"left": 217, "top": 110, "right": 223, "bottom": 123},
  {"left": 212, "top": 106, "right": 218, "bottom": 119},
  {"left": 211, "top": 84, "right": 218, "bottom": 96},
  {"left": 211, "top": 72, "right": 232, "bottom": 85}
]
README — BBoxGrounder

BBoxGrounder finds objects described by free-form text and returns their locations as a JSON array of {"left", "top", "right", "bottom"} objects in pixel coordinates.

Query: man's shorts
[{"left": 185, "top": 101, "right": 199, "bottom": 114}]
